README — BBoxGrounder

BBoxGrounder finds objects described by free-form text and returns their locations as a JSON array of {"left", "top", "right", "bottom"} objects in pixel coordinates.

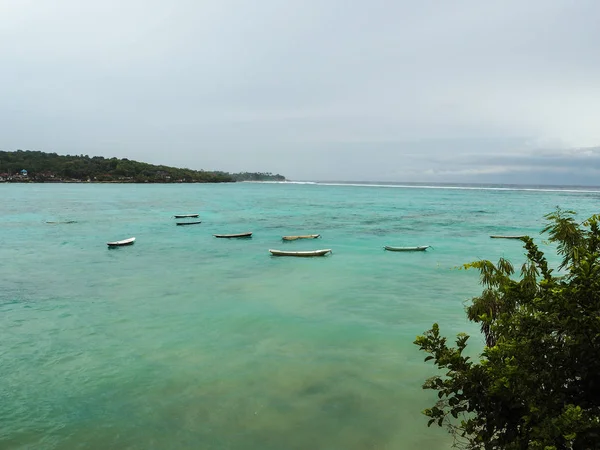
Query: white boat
[
  {"left": 282, "top": 234, "right": 321, "bottom": 241},
  {"left": 269, "top": 249, "right": 332, "bottom": 257},
  {"left": 384, "top": 245, "right": 430, "bottom": 252},
  {"left": 107, "top": 237, "right": 136, "bottom": 247},
  {"left": 174, "top": 214, "right": 199, "bottom": 218},
  {"left": 214, "top": 232, "right": 253, "bottom": 238},
  {"left": 490, "top": 235, "right": 526, "bottom": 239}
]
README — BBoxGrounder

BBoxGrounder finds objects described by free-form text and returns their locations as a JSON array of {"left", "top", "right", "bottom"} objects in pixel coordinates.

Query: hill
[{"left": 0, "top": 150, "right": 285, "bottom": 183}]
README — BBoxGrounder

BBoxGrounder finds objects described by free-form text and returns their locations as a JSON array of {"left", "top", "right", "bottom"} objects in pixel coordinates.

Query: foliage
[
  {"left": 414, "top": 208, "right": 600, "bottom": 449},
  {"left": 0, "top": 150, "right": 285, "bottom": 183},
  {"left": 231, "top": 171, "right": 285, "bottom": 182}
]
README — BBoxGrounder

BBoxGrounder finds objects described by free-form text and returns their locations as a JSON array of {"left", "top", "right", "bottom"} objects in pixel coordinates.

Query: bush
[{"left": 415, "top": 209, "right": 600, "bottom": 449}]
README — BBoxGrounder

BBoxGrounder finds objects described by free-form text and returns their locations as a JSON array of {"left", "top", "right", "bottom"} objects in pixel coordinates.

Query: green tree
[
  {"left": 0, "top": 150, "right": 286, "bottom": 183},
  {"left": 414, "top": 209, "right": 600, "bottom": 449}
]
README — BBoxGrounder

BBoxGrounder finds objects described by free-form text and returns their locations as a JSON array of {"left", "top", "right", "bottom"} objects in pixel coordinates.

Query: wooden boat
[
  {"left": 176, "top": 221, "right": 202, "bottom": 226},
  {"left": 213, "top": 232, "right": 253, "bottom": 238},
  {"left": 107, "top": 237, "right": 136, "bottom": 247},
  {"left": 282, "top": 234, "right": 321, "bottom": 241},
  {"left": 490, "top": 235, "right": 526, "bottom": 239},
  {"left": 174, "top": 214, "right": 199, "bottom": 218},
  {"left": 269, "top": 249, "right": 332, "bottom": 257},
  {"left": 384, "top": 245, "right": 430, "bottom": 252}
]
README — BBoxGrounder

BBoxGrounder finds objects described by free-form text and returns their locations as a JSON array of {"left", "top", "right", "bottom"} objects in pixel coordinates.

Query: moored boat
[
  {"left": 384, "top": 245, "right": 430, "bottom": 252},
  {"left": 269, "top": 249, "right": 332, "bottom": 257},
  {"left": 174, "top": 214, "right": 199, "bottom": 218},
  {"left": 282, "top": 234, "right": 321, "bottom": 241},
  {"left": 107, "top": 237, "right": 136, "bottom": 247},
  {"left": 213, "top": 232, "right": 253, "bottom": 238},
  {"left": 490, "top": 235, "right": 526, "bottom": 239},
  {"left": 176, "top": 221, "right": 202, "bottom": 226}
]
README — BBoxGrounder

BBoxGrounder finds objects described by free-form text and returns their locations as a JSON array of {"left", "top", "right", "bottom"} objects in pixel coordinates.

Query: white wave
[{"left": 295, "top": 181, "right": 600, "bottom": 194}]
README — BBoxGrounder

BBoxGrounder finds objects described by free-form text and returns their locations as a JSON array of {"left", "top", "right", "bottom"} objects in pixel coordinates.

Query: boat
[
  {"left": 176, "top": 221, "right": 202, "bottom": 226},
  {"left": 213, "top": 232, "right": 253, "bottom": 238},
  {"left": 282, "top": 234, "right": 321, "bottom": 241},
  {"left": 490, "top": 235, "right": 526, "bottom": 239},
  {"left": 384, "top": 245, "right": 430, "bottom": 252},
  {"left": 107, "top": 237, "right": 136, "bottom": 247},
  {"left": 174, "top": 214, "right": 199, "bottom": 218},
  {"left": 269, "top": 249, "right": 332, "bottom": 257},
  {"left": 46, "top": 220, "right": 77, "bottom": 224}
]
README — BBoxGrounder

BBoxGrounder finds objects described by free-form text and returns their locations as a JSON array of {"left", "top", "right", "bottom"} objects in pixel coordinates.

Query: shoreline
[
  {"left": 1, "top": 180, "right": 239, "bottom": 184},
  {"left": 4, "top": 179, "right": 599, "bottom": 193}
]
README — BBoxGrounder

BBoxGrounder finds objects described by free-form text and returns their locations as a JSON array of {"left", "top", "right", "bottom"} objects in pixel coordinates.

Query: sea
[{"left": 1, "top": 181, "right": 599, "bottom": 449}]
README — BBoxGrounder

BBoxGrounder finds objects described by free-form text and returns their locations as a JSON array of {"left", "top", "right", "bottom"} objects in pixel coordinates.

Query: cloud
[
  {"left": 1, "top": 0, "right": 600, "bottom": 183},
  {"left": 403, "top": 146, "right": 600, "bottom": 185}
]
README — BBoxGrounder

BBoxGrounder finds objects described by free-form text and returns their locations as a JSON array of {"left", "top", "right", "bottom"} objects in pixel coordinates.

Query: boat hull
[
  {"left": 384, "top": 245, "right": 429, "bottom": 252},
  {"left": 282, "top": 234, "right": 320, "bottom": 241},
  {"left": 174, "top": 214, "right": 199, "bottom": 218},
  {"left": 269, "top": 249, "right": 331, "bottom": 257},
  {"left": 107, "top": 237, "right": 136, "bottom": 247},
  {"left": 176, "top": 221, "right": 202, "bottom": 226},
  {"left": 214, "top": 232, "right": 253, "bottom": 238}
]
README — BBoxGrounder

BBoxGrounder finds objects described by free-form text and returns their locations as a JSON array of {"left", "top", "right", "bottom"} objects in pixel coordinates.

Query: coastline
[
  {"left": 4, "top": 179, "right": 600, "bottom": 193},
  {"left": 0, "top": 179, "right": 238, "bottom": 184}
]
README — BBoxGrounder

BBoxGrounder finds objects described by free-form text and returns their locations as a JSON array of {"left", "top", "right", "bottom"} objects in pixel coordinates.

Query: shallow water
[{"left": 1, "top": 182, "right": 598, "bottom": 449}]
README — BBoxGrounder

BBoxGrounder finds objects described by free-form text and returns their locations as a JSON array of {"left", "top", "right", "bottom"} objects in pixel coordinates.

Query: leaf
[{"left": 413, "top": 209, "right": 600, "bottom": 449}]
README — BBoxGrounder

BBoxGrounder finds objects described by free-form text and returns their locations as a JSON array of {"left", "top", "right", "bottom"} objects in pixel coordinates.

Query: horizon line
[{"left": 258, "top": 180, "right": 600, "bottom": 194}]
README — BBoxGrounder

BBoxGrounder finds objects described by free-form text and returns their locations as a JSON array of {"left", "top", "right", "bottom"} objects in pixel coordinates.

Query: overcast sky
[{"left": 1, "top": 0, "right": 600, "bottom": 183}]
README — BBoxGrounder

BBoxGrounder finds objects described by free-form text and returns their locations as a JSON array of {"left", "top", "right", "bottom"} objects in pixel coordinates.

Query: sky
[{"left": 1, "top": 0, "right": 600, "bottom": 184}]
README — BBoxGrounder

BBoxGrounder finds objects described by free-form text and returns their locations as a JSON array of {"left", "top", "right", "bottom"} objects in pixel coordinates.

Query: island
[{"left": 0, "top": 150, "right": 286, "bottom": 183}]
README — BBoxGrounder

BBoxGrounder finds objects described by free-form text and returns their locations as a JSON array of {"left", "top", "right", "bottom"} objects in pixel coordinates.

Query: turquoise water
[{"left": 1, "top": 182, "right": 599, "bottom": 449}]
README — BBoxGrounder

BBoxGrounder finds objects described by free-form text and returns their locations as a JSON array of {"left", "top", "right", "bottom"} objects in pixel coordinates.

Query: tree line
[{"left": 0, "top": 150, "right": 286, "bottom": 183}]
